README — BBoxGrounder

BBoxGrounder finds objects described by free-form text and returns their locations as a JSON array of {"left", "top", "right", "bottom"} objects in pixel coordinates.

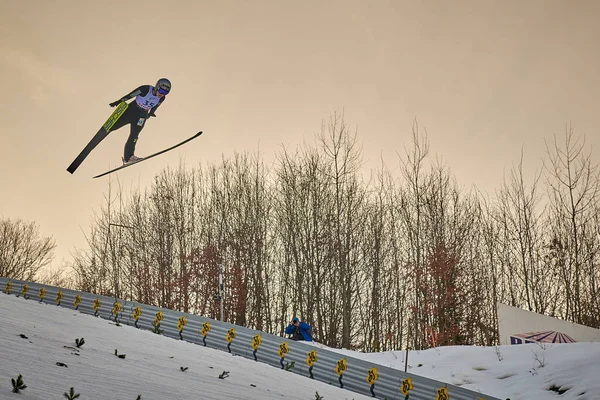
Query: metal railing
[{"left": 0, "top": 277, "right": 502, "bottom": 400}]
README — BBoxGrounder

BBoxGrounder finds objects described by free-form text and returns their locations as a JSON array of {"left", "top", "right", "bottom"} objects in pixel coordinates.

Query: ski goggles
[{"left": 158, "top": 87, "right": 169, "bottom": 95}]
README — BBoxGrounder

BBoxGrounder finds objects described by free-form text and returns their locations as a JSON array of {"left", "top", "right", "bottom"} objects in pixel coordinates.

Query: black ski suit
[{"left": 109, "top": 85, "right": 165, "bottom": 161}]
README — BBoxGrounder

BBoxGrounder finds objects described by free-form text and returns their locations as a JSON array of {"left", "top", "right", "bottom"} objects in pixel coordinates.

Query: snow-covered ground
[
  {"left": 1, "top": 292, "right": 598, "bottom": 400},
  {"left": 319, "top": 341, "right": 600, "bottom": 400}
]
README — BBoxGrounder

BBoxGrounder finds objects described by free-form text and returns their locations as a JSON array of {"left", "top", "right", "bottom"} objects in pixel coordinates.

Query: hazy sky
[{"left": 1, "top": 0, "right": 599, "bottom": 267}]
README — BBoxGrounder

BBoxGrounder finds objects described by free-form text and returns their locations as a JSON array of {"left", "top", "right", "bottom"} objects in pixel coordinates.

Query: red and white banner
[{"left": 497, "top": 303, "right": 600, "bottom": 345}]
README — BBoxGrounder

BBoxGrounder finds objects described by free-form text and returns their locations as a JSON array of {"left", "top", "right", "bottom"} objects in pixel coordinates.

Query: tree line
[{"left": 3, "top": 115, "right": 599, "bottom": 351}]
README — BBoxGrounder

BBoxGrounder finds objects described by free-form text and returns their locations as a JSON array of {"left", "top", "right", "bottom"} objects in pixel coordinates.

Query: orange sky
[{"left": 1, "top": 0, "right": 599, "bottom": 268}]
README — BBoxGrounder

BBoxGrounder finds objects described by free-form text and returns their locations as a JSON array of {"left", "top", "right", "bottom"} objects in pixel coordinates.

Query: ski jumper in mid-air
[
  {"left": 67, "top": 77, "right": 200, "bottom": 177},
  {"left": 108, "top": 78, "right": 171, "bottom": 163}
]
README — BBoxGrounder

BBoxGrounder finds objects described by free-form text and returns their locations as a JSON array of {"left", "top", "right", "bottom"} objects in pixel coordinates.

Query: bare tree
[
  {"left": 395, "top": 121, "right": 430, "bottom": 350},
  {"left": 393, "top": 121, "right": 486, "bottom": 349},
  {"left": 36, "top": 264, "right": 76, "bottom": 289},
  {"left": 317, "top": 111, "right": 366, "bottom": 348},
  {"left": 474, "top": 195, "right": 504, "bottom": 345},
  {"left": 0, "top": 217, "right": 55, "bottom": 280},
  {"left": 69, "top": 179, "right": 128, "bottom": 297},
  {"left": 199, "top": 152, "right": 275, "bottom": 328},
  {"left": 494, "top": 149, "right": 558, "bottom": 314},
  {"left": 359, "top": 163, "right": 393, "bottom": 351},
  {"left": 274, "top": 144, "right": 337, "bottom": 343},
  {"left": 544, "top": 126, "right": 600, "bottom": 325}
]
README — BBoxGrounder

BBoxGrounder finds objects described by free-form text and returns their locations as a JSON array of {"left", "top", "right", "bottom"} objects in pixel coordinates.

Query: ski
[
  {"left": 67, "top": 102, "right": 129, "bottom": 174},
  {"left": 102, "top": 101, "right": 129, "bottom": 132},
  {"left": 92, "top": 131, "right": 203, "bottom": 178}
]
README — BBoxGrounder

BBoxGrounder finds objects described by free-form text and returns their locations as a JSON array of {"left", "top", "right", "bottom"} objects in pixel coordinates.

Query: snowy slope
[
  {"left": 0, "top": 293, "right": 370, "bottom": 400},
  {"left": 1, "top": 292, "right": 599, "bottom": 400},
  {"left": 310, "top": 336, "right": 600, "bottom": 399}
]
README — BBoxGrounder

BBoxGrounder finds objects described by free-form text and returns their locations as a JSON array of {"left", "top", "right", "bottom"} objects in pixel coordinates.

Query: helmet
[{"left": 156, "top": 78, "right": 171, "bottom": 95}]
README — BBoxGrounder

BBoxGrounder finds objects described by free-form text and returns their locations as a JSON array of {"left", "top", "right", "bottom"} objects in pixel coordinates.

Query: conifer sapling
[
  {"left": 218, "top": 371, "right": 230, "bottom": 379},
  {"left": 11, "top": 374, "right": 27, "bottom": 393},
  {"left": 63, "top": 387, "right": 81, "bottom": 399}
]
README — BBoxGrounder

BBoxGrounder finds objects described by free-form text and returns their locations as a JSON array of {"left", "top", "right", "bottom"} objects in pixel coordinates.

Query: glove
[{"left": 109, "top": 100, "right": 121, "bottom": 107}]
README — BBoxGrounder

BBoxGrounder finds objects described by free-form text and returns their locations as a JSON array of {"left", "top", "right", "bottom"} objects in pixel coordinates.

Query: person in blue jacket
[{"left": 285, "top": 317, "right": 313, "bottom": 341}]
